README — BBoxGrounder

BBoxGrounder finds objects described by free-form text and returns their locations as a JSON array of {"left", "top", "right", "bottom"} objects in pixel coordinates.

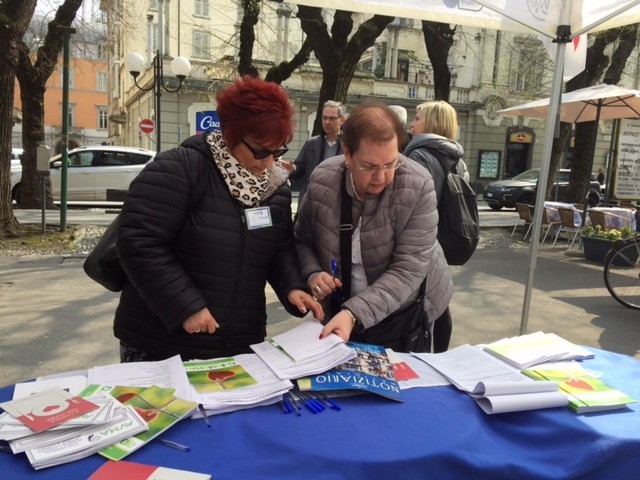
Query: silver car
[{"left": 11, "top": 145, "right": 155, "bottom": 204}]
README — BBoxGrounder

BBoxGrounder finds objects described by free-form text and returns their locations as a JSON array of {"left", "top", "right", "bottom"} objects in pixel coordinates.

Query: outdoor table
[
  {"left": 1, "top": 348, "right": 639, "bottom": 480},
  {"left": 544, "top": 201, "right": 582, "bottom": 225},
  {"left": 587, "top": 206, "right": 636, "bottom": 230}
]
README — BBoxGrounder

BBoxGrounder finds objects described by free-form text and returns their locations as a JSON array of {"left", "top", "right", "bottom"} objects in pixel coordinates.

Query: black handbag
[
  {"left": 333, "top": 169, "right": 430, "bottom": 353},
  {"left": 83, "top": 215, "right": 126, "bottom": 292}
]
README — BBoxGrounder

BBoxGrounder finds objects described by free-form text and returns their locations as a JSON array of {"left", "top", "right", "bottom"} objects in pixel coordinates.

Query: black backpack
[{"left": 429, "top": 149, "right": 480, "bottom": 265}]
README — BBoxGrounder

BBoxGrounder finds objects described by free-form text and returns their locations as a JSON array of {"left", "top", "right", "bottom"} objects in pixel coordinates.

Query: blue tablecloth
[{"left": 1, "top": 348, "right": 639, "bottom": 480}]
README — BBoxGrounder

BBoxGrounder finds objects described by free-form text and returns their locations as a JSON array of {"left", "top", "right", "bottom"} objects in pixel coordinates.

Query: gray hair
[
  {"left": 323, "top": 100, "right": 346, "bottom": 117},
  {"left": 388, "top": 105, "right": 407, "bottom": 126}
]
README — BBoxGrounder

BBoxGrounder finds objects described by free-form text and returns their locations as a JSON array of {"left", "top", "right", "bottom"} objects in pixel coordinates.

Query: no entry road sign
[{"left": 139, "top": 119, "right": 154, "bottom": 134}]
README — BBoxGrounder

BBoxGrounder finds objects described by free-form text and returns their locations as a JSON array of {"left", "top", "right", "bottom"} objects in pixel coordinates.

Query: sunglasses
[{"left": 241, "top": 139, "right": 289, "bottom": 160}]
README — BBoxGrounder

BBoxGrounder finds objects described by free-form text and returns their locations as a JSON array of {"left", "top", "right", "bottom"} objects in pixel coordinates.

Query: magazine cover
[{"left": 296, "top": 342, "right": 402, "bottom": 401}]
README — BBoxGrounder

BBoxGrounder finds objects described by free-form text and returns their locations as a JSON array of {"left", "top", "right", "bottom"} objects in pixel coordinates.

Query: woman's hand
[
  {"left": 307, "top": 271, "right": 343, "bottom": 301},
  {"left": 182, "top": 307, "right": 219, "bottom": 334},
  {"left": 320, "top": 310, "right": 355, "bottom": 342},
  {"left": 287, "top": 289, "right": 324, "bottom": 320}
]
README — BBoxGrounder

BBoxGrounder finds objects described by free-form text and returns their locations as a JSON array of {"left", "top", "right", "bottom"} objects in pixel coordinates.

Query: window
[
  {"left": 97, "top": 72, "right": 107, "bottom": 92},
  {"left": 511, "top": 49, "right": 543, "bottom": 93},
  {"left": 195, "top": 0, "right": 209, "bottom": 17},
  {"left": 60, "top": 68, "right": 75, "bottom": 89},
  {"left": 66, "top": 104, "right": 75, "bottom": 128},
  {"left": 98, "top": 107, "right": 108, "bottom": 129},
  {"left": 97, "top": 43, "right": 107, "bottom": 60},
  {"left": 193, "top": 31, "right": 210, "bottom": 59}
]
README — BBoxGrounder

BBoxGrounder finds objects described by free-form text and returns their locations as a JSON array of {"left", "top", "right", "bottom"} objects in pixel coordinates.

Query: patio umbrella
[{"left": 496, "top": 84, "right": 640, "bottom": 123}]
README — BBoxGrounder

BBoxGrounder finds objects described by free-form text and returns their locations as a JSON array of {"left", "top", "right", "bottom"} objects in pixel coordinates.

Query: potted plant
[{"left": 580, "top": 225, "right": 634, "bottom": 263}]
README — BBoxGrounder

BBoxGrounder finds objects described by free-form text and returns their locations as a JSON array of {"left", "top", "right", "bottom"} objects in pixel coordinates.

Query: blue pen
[
  {"left": 331, "top": 258, "right": 338, "bottom": 281},
  {"left": 320, "top": 395, "right": 342, "bottom": 411}
]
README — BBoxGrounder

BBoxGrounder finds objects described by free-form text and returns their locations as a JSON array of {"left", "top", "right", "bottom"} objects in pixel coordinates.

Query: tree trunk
[
  {"left": 237, "top": 0, "right": 260, "bottom": 78},
  {"left": 15, "top": 0, "right": 84, "bottom": 210},
  {"left": 298, "top": 7, "right": 393, "bottom": 135},
  {"left": 421, "top": 21, "right": 455, "bottom": 101},
  {"left": 0, "top": 0, "right": 37, "bottom": 237}
]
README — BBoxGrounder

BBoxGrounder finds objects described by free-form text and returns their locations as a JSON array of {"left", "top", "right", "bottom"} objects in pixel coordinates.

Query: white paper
[
  {"left": 13, "top": 375, "right": 88, "bottom": 399},
  {"left": 271, "top": 320, "right": 344, "bottom": 362},
  {"left": 393, "top": 352, "right": 450, "bottom": 389},
  {"left": 87, "top": 355, "right": 192, "bottom": 401}
]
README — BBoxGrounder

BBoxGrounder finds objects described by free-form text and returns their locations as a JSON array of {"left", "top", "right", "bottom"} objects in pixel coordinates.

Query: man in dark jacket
[{"left": 282, "top": 100, "right": 346, "bottom": 202}]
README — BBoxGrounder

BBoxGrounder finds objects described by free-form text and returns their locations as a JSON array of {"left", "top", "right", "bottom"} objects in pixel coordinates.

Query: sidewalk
[{"left": 1, "top": 208, "right": 638, "bottom": 388}]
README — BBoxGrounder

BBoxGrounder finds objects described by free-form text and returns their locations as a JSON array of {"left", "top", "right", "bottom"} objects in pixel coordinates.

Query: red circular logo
[{"left": 139, "top": 119, "right": 154, "bottom": 134}]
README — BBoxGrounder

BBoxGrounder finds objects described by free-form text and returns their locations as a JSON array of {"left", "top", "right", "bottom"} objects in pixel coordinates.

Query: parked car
[
  {"left": 11, "top": 145, "right": 155, "bottom": 205},
  {"left": 482, "top": 168, "right": 601, "bottom": 211}
]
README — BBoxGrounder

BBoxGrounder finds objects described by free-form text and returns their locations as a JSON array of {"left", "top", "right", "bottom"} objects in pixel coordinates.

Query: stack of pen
[{"left": 279, "top": 389, "right": 341, "bottom": 416}]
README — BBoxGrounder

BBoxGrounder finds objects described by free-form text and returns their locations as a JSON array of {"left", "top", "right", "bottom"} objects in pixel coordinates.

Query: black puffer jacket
[{"left": 114, "top": 133, "right": 307, "bottom": 360}]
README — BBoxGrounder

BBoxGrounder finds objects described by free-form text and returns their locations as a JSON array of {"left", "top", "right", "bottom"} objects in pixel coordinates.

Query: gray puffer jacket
[
  {"left": 403, "top": 133, "right": 466, "bottom": 202},
  {"left": 295, "top": 155, "right": 453, "bottom": 330}
]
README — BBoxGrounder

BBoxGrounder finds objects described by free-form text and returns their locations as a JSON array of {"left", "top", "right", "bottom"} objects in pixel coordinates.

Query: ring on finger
[{"left": 315, "top": 285, "right": 322, "bottom": 292}]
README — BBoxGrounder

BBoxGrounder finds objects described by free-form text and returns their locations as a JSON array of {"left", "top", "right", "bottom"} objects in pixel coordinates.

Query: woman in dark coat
[{"left": 114, "top": 76, "right": 321, "bottom": 362}]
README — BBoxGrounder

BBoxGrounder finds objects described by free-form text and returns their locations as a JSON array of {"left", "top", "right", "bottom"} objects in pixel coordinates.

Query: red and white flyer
[{"left": 0, "top": 387, "right": 98, "bottom": 433}]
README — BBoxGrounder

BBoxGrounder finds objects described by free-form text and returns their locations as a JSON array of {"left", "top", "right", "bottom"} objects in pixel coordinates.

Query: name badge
[{"left": 245, "top": 206, "right": 273, "bottom": 230}]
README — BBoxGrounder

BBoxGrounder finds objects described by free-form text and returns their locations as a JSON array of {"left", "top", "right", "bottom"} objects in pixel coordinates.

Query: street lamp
[{"left": 124, "top": 50, "right": 191, "bottom": 152}]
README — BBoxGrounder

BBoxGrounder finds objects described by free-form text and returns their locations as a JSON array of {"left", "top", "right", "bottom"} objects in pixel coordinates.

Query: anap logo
[
  {"left": 196, "top": 111, "right": 221, "bottom": 134},
  {"left": 527, "top": 0, "right": 549, "bottom": 21}
]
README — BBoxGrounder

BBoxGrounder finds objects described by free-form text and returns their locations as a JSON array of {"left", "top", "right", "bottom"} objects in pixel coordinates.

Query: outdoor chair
[
  {"left": 553, "top": 207, "right": 582, "bottom": 249},
  {"left": 512, "top": 203, "right": 534, "bottom": 240},
  {"left": 588, "top": 210, "right": 607, "bottom": 229},
  {"left": 541, "top": 207, "right": 562, "bottom": 244}
]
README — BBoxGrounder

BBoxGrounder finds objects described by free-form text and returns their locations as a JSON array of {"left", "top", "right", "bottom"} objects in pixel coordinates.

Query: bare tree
[
  {"left": 15, "top": 0, "right": 84, "bottom": 209},
  {"left": 0, "top": 0, "right": 37, "bottom": 237},
  {"left": 544, "top": 25, "right": 638, "bottom": 204},
  {"left": 298, "top": 8, "right": 393, "bottom": 135}
]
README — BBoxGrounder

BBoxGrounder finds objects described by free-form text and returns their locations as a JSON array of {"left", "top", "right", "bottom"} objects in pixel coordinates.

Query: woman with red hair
[{"left": 114, "top": 76, "right": 322, "bottom": 362}]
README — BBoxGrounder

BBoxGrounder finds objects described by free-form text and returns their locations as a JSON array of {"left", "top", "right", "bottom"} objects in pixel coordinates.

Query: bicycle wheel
[{"left": 604, "top": 238, "right": 640, "bottom": 310}]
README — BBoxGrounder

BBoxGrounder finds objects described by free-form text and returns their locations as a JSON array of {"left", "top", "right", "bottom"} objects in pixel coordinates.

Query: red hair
[{"left": 216, "top": 76, "right": 294, "bottom": 148}]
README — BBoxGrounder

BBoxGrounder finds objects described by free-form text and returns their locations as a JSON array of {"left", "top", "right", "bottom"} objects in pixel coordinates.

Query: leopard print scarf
[{"left": 206, "top": 131, "right": 288, "bottom": 207}]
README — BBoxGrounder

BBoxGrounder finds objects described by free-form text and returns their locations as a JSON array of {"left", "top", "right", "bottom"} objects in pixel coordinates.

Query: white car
[{"left": 11, "top": 145, "right": 155, "bottom": 204}]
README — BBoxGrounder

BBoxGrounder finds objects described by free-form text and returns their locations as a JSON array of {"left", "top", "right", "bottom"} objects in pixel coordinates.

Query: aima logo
[{"left": 527, "top": 0, "right": 549, "bottom": 21}]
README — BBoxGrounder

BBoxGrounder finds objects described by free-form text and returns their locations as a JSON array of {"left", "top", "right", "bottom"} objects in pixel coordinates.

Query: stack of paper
[
  {"left": 184, "top": 354, "right": 293, "bottom": 416},
  {"left": 251, "top": 320, "right": 356, "bottom": 380},
  {"left": 0, "top": 388, "right": 148, "bottom": 470},
  {"left": 413, "top": 344, "right": 568, "bottom": 414},
  {"left": 483, "top": 332, "right": 595, "bottom": 369}
]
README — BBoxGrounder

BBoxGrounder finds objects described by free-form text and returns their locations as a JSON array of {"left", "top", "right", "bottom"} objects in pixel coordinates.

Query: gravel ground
[{"left": 1, "top": 225, "right": 529, "bottom": 257}]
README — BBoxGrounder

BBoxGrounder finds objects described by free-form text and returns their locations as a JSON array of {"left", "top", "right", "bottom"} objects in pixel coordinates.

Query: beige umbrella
[{"left": 496, "top": 84, "right": 640, "bottom": 123}]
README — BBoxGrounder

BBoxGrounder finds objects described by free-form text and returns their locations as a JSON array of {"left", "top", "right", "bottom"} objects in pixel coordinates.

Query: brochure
[
  {"left": 522, "top": 361, "right": 637, "bottom": 413},
  {"left": 98, "top": 385, "right": 197, "bottom": 461},
  {"left": 0, "top": 388, "right": 98, "bottom": 433},
  {"left": 296, "top": 342, "right": 403, "bottom": 401},
  {"left": 88, "top": 459, "right": 211, "bottom": 479}
]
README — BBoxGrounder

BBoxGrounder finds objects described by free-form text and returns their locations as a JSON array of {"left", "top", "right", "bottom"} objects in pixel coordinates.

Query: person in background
[
  {"left": 282, "top": 100, "right": 346, "bottom": 203},
  {"left": 295, "top": 101, "right": 453, "bottom": 352},
  {"left": 403, "top": 100, "right": 467, "bottom": 352},
  {"left": 114, "top": 76, "right": 322, "bottom": 362},
  {"left": 388, "top": 105, "right": 411, "bottom": 151},
  {"left": 597, "top": 168, "right": 605, "bottom": 186}
]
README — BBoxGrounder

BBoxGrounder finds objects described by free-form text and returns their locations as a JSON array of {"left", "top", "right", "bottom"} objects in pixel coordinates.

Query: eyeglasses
[
  {"left": 355, "top": 160, "right": 403, "bottom": 173},
  {"left": 322, "top": 115, "right": 340, "bottom": 122},
  {"left": 241, "top": 139, "right": 289, "bottom": 160}
]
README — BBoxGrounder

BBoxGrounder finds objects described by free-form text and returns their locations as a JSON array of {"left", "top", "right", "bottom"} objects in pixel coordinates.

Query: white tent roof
[{"left": 288, "top": 0, "right": 640, "bottom": 38}]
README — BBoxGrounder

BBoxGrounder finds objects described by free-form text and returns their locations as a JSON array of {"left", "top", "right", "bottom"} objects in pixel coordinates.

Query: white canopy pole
[{"left": 519, "top": 4, "right": 571, "bottom": 336}]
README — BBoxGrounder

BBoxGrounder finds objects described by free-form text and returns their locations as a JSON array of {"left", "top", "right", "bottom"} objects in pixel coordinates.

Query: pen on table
[
  {"left": 158, "top": 438, "right": 190, "bottom": 452},
  {"left": 198, "top": 404, "right": 212, "bottom": 428},
  {"left": 320, "top": 394, "right": 342, "bottom": 411}
]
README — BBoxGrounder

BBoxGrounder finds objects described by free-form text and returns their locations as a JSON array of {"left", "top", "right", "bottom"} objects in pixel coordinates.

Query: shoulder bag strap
[{"left": 339, "top": 168, "right": 353, "bottom": 300}]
